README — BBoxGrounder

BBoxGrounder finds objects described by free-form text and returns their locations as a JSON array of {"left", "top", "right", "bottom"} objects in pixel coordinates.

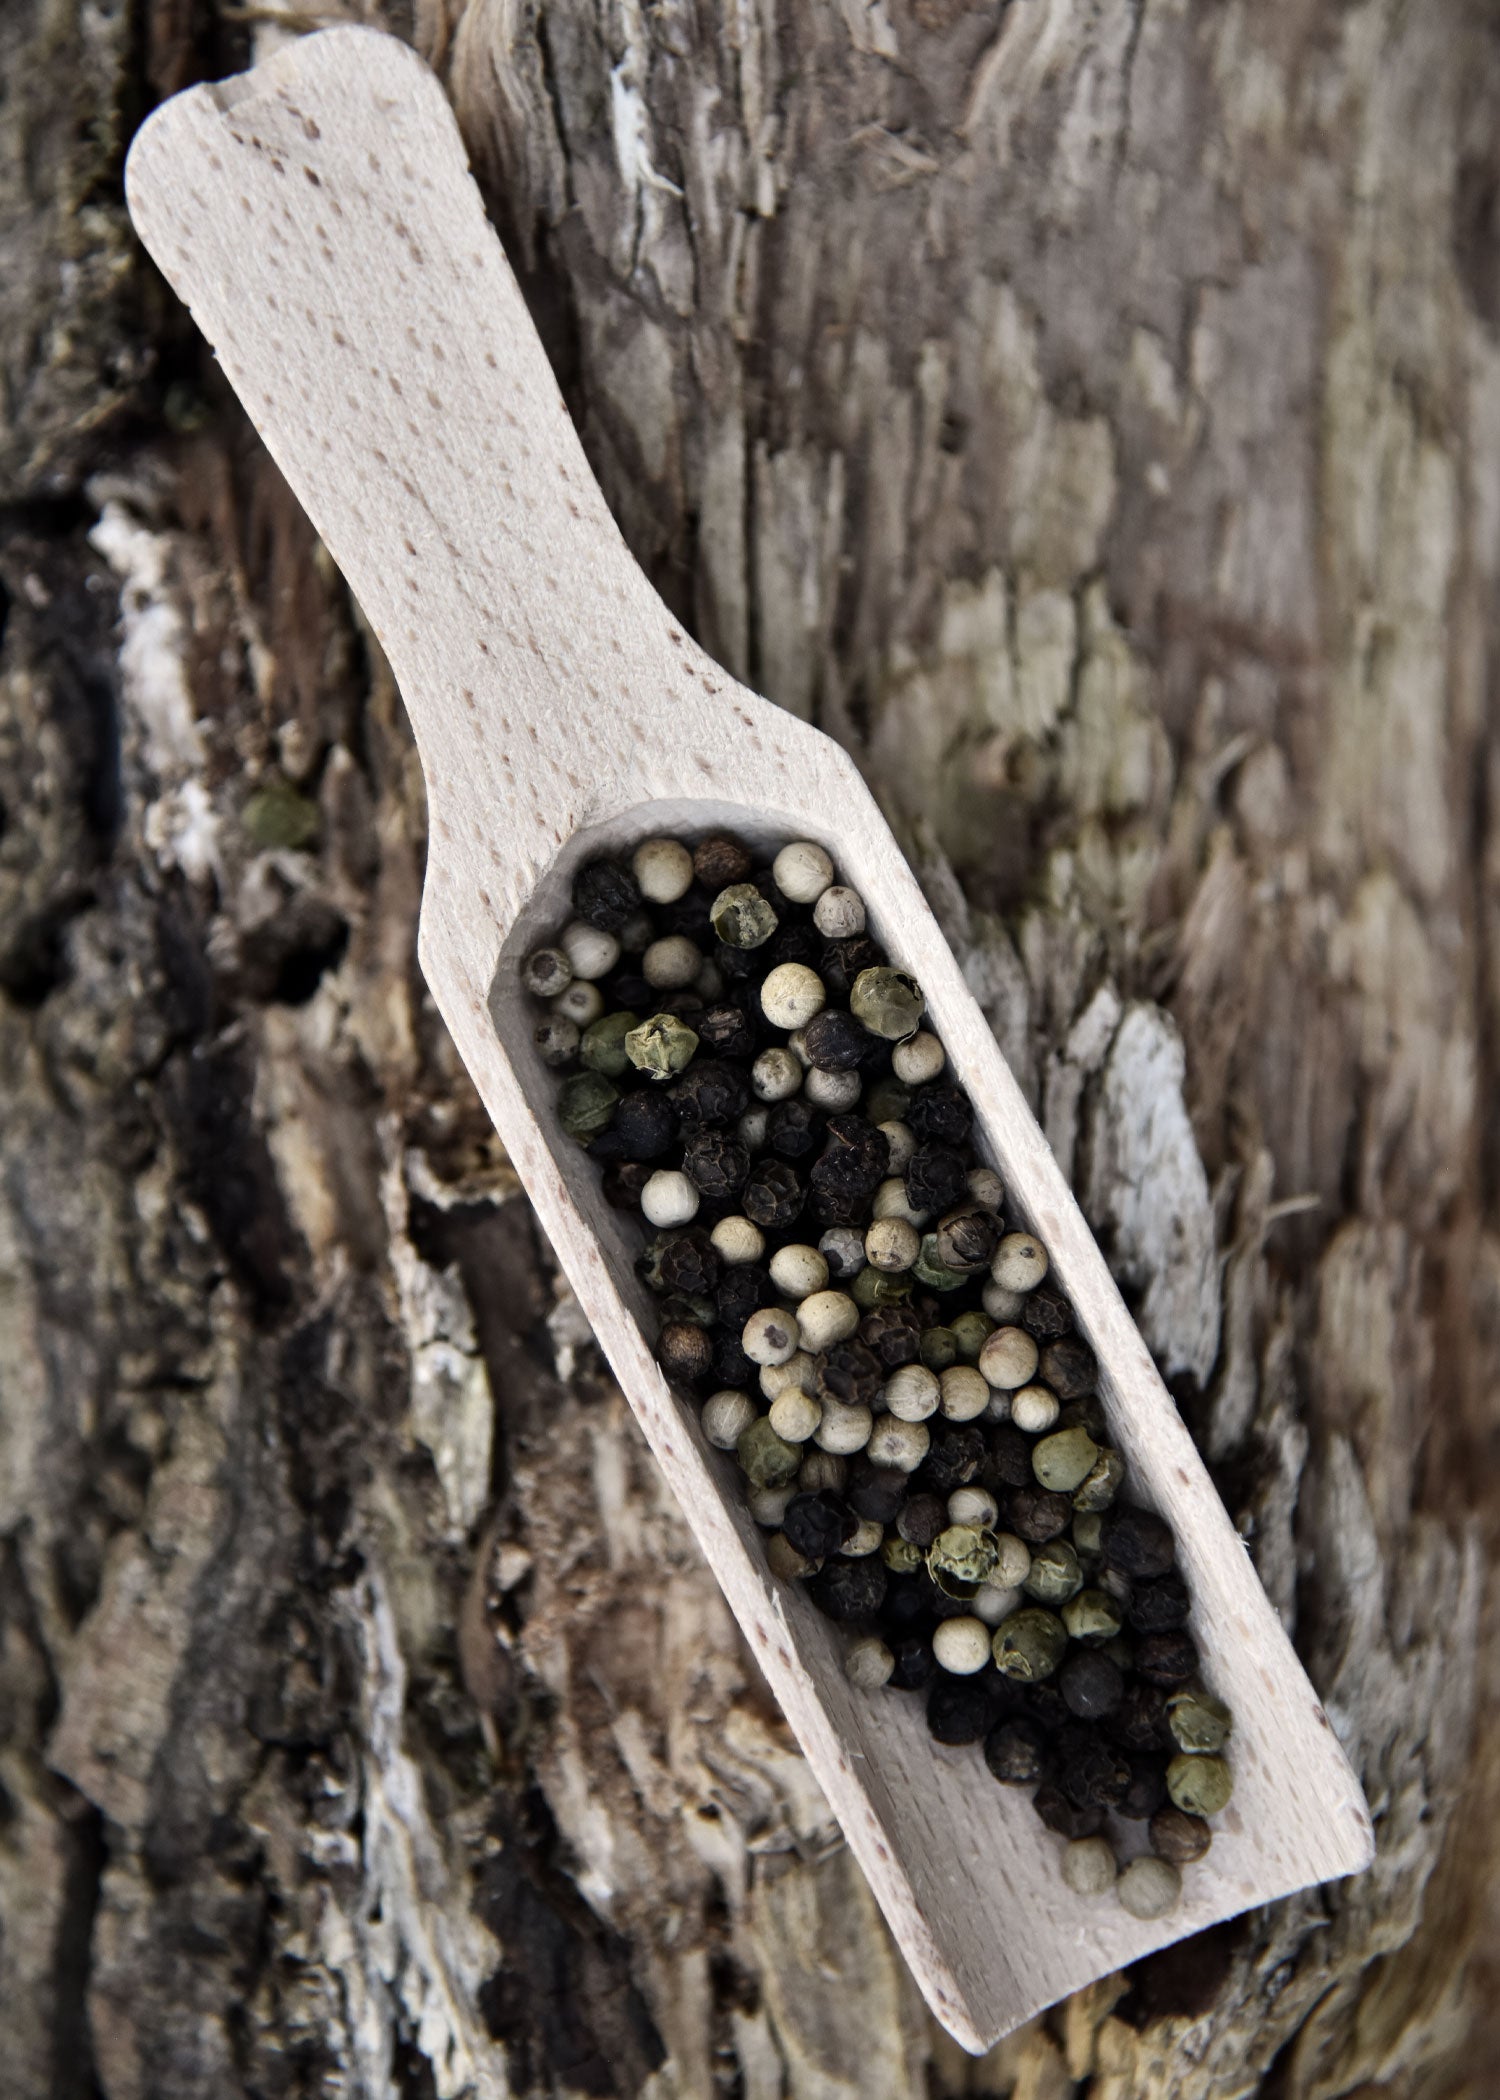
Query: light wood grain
[{"left": 123, "top": 26, "right": 1373, "bottom": 2052}]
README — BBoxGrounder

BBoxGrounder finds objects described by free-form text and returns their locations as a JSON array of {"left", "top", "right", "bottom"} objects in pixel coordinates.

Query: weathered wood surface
[{"left": 1, "top": 0, "right": 1496, "bottom": 2095}]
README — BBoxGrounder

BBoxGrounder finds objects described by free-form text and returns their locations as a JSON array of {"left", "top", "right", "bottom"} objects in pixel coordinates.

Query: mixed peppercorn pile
[{"left": 527, "top": 832, "right": 1233, "bottom": 1916}]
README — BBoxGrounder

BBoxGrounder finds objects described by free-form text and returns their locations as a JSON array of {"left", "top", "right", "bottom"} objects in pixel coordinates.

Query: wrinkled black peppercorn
[
  {"left": 920, "top": 1424, "right": 986, "bottom": 1491},
  {"left": 1100, "top": 1505, "right": 1177, "bottom": 1578},
  {"left": 810, "top": 1116, "right": 890, "bottom": 1203},
  {"left": 905, "top": 1144, "right": 968, "bottom": 1217},
  {"left": 1059, "top": 1650, "right": 1125, "bottom": 1720},
  {"left": 712, "top": 1330, "right": 754, "bottom": 1388},
  {"left": 1053, "top": 1724, "right": 1132, "bottom": 1810},
  {"left": 802, "top": 1008, "right": 870, "bottom": 1070},
  {"left": 783, "top": 1492, "right": 856, "bottom": 1561},
  {"left": 573, "top": 859, "right": 641, "bottom": 931},
  {"left": 859, "top": 1303, "right": 922, "bottom": 1365},
  {"left": 895, "top": 1493, "right": 949, "bottom": 1549},
  {"left": 983, "top": 1426, "right": 1037, "bottom": 1490},
  {"left": 1107, "top": 1681, "right": 1174, "bottom": 1753},
  {"left": 716, "top": 1264, "right": 772, "bottom": 1329},
  {"left": 670, "top": 1059, "right": 750, "bottom": 1129},
  {"left": 1032, "top": 1782, "right": 1105, "bottom": 1840},
  {"left": 816, "top": 1339, "right": 883, "bottom": 1408},
  {"left": 819, "top": 934, "right": 885, "bottom": 997},
  {"left": 806, "top": 1558, "right": 888, "bottom": 1623},
  {"left": 984, "top": 1715, "right": 1051, "bottom": 1786},
  {"left": 1127, "top": 1574, "right": 1192, "bottom": 1634},
  {"left": 742, "top": 1160, "right": 805, "bottom": 1230},
  {"left": 1134, "top": 1629, "right": 1199, "bottom": 1685},
  {"left": 888, "top": 1636, "right": 937, "bottom": 1691},
  {"left": 658, "top": 1229, "right": 721, "bottom": 1297},
  {"left": 592, "top": 1089, "right": 678, "bottom": 1162},
  {"left": 846, "top": 1458, "right": 909, "bottom": 1525},
  {"left": 907, "top": 1082, "right": 973, "bottom": 1147},
  {"left": 696, "top": 1004, "right": 757, "bottom": 1059},
  {"left": 1006, "top": 1486, "right": 1075, "bottom": 1543},
  {"left": 1040, "top": 1335, "right": 1098, "bottom": 1400},
  {"left": 1117, "top": 1755, "right": 1168, "bottom": 1821},
  {"left": 927, "top": 1676, "right": 1001, "bottom": 1746},
  {"left": 683, "top": 1130, "right": 750, "bottom": 1196},
  {"left": 766, "top": 1099, "right": 822, "bottom": 1159},
  {"left": 1018, "top": 1284, "right": 1074, "bottom": 1342}
]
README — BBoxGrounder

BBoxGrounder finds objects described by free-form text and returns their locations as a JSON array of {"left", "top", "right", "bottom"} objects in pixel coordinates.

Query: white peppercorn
[
  {"left": 867, "top": 1416, "right": 930, "bottom": 1472},
  {"left": 700, "top": 1389, "right": 758, "bottom": 1450},
  {"left": 760, "top": 1352, "right": 816, "bottom": 1401},
  {"left": 872, "top": 1177, "right": 928, "bottom": 1228},
  {"left": 742, "top": 1308, "right": 799, "bottom": 1367},
  {"left": 845, "top": 1635, "right": 895, "bottom": 1689},
  {"left": 773, "top": 840, "right": 835, "bottom": 903},
  {"left": 631, "top": 835, "right": 694, "bottom": 903},
  {"left": 560, "top": 919, "right": 620, "bottom": 980},
  {"left": 1062, "top": 1836, "right": 1118, "bottom": 1897},
  {"left": 711, "top": 1215, "right": 765, "bottom": 1265},
  {"left": 979, "top": 1326, "right": 1040, "bottom": 1390},
  {"left": 618, "top": 909, "right": 655, "bottom": 954},
  {"left": 797, "top": 1289, "right": 860, "bottom": 1351},
  {"left": 1011, "top": 1384, "right": 1062, "bottom": 1433},
  {"left": 992, "top": 1231, "right": 1049, "bottom": 1292},
  {"left": 939, "top": 1365, "right": 991, "bottom": 1421},
  {"left": 641, "top": 1169, "right": 699, "bottom": 1228},
  {"left": 786, "top": 1026, "right": 814, "bottom": 1068},
  {"left": 813, "top": 884, "right": 866, "bottom": 938},
  {"left": 892, "top": 1031, "right": 945, "bottom": 1085},
  {"left": 1116, "top": 1856, "right": 1181, "bottom": 1920},
  {"left": 983, "top": 1278, "right": 1028, "bottom": 1322},
  {"left": 865, "top": 1217, "right": 920, "bottom": 1272},
  {"left": 805, "top": 1067, "right": 862, "bottom": 1112},
  {"left": 768, "top": 1244, "right": 828, "bottom": 1300},
  {"left": 840, "top": 1518, "right": 884, "bottom": 1557},
  {"left": 931, "top": 1616, "right": 993, "bottom": 1676},
  {"left": 747, "top": 1482, "right": 795, "bottom": 1527},
  {"left": 973, "top": 1583, "right": 1023, "bottom": 1625},
  {"left": 747, "top": 1050, "right": 799, "bottom": 1106},
  {"left": 884, "top": 1364, "right": 940, "bottom": 1421},
  {"left": 967, "top": 1166, "right": 1005, "bottom": 1211},
  {"left": 534, "top": 1014, "right": 581, "bottom": 1067},
  {"left": 813, "top": 1403, "right": 872, "bottom": 1455},
  {"left": 737, "top": 1105, "right": 770, "bottom": 1150},
  {"left": 948, "top": 1485, "right": 999, "bottom": 1529},
  {"left": 643, "top": 934, "right": 702, "bottom": 989},
  {"left": 523, "top": 945, "right": 573, "bottom": 998},
  {"left": 989, "top": 1533, "right": 1033, "bottom": 1589},
  {"left": 769, "top": 1389, "right": 822, "bottom": 1444},
  {"left": 761, "top": 963, "right": 826, "bottom": 1030},
  {"left": 878, "top": 1120, "right": 917, "bottom": 1174},
  {"left": 554, "top": 980, "right": 604, "bottom": 1027}
]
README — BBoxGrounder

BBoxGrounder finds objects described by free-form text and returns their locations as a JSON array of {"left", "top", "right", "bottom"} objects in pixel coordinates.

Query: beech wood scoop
[{"left": 124, "top": 26, "right": 1373, "bottom": 2052}]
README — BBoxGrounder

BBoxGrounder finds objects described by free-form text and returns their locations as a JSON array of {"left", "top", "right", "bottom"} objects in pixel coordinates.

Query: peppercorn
[
  {"left": 993, "top": 1608, "right": 1067, "bottom": 1682},
  {"left": 1061, "top": 1588, "right": 1124, "bottom": 1645},
  {"left": 1100, "top": 1505, "right": 1177, "bottom": 1579},
  {"left": 679, "top": 1130, "right": 749, "bottom": 1199},
  {"left": 1006, "top": 1486, "right": 1074, "bottom": 1544},
  {"left": 904, "top": 1144, "right": 968, "bottom": 1218},
  {"left": 658, "top": 1290, "right": 715, "bottom": 1330},
  {"left": 814, "top": 886, "right": 866, "bottom": 940},
  {"left": 1059, "top": 1650, "right": 1124, "bottom": 1721},
  {"left": 934, "top": 1205, "right": 1001, "bottom": 1274},
  {"left": 713, "top": 1328, "right": 754, "bottom": 1388},
  {"left": 928, "top": 1525, "right": 1001, "bottom": 1594},
  {"left": 949, "top": 1310, "right": 995, "bottom": 1363},
  {"left": 625, "top": 1012, "right": 700, "bottom": 1084},
  {"left": 806, "top": 1557, "right": 887, "bottom": 1623},
  {"left": 573, "top": 859, "right": 641, "bottom": 932},
  {"left": 845, "top": 1635, "right": 895, "bottom": 1689},
  {"left": 888, "top": 1636, "right": 937, "bottom": 1690},
  {"left": 868, "top": 1417, "right": 929, "bottom": 1473},
  {"left": 848, "top": 966, "right": 924, "bottom": 1041},
  {"left": 558, "top": 1071, "right": 620, "bottom": 1141},
  {"left": 650, "top": 1229, "right": 716, "bottom": 1297},
  {"left": 1057, "top": 1394, "right": 1109, "bottom": 1440},
  {"left": 815, "top": 1338, "right": 882, "bottom": 1409},
  {"left": 1108, "top": 1680, "right": 1174, "bottom": 1754},
  {"left": 859, "top": 1303, "right": 922, "bottom": 1366},
  {"left": 820, "top": 933, "right": 885, "bottom": 998},
  {"left": 690, "top": 1004, "right": 756, "bottom": 1060},
  {"left": 920, "top": 1423, "right": 986, "bottom": 1492},
  {"left": 895, "top": 1494, "right": 947, "bottom": 1549},
  {"left": 737, "top": 1417, "right": 801, "bottom": 1489},
  {"left": 1150, "top": 1805, "right": 1212, "bottom": 1864},
  {"left": 800, "top": 1008, "right": 869, "bottom": 1071},
  {"left": 1018, "top": 1284, "right": 1073, "bottom": 1341},
  {"left": 1053, "top": 1724, "right": 1132, "bottom": 1811},
  {"left": 1032, "top": 1782, "right": 1104, "bottom": 1841},
  {"left": 984, "top": 1425, "right": 1036, "bottom": 1489},
  {"left": 809, "top": 1116, "right": 890, "bottom": 1209},
  {"left": 765, "top": 1098, "right": 821, "bottom": 1159},
  {"left": 927, "top": 1674, "right": 1001, "bottom": 1743},
  {"left": 694, "top": 833, "right": 753, "bottom": 888},
  {"left": 1032, "top": 1427, "right": 1100, "bottom": 1495},
  {"left": 1023, "top": 1538, "right": 1084, "bottom": 1607},
  {"left": 918, "top": 1325, "right": 959, "bottom": 1372},
  {"left": 602, "top": 1161, "right": 653, "bottom": 1209},
  {"left": 846, "top": 1458, "right": 908, "bottom": 1525},
  {"left": 1166, "top": 1752, "right": 1233, "bottom": 1817},
  {"left": 534, "top": 1014, "right": 581, "bottom": 1068},
  {"left": 1127, "top": 1574, "right": 1192, "bottom": 1634},
  {"left": 670, "top": 1058, "right": 750, "bottom": 1129},
  {"left": 1040, "top": 1335, "right": 1097, "bottom": 1401},
  {"left": 715, "top": 1266, "right": 771, "bottom": 1332},
  {"left": 658, "top": 1321, "right": 713, "bottom": 1384},
  {"left": 1134, "top": 1631, "right": 1199, "bottom": 1687},
  {"left": 980, "top": 1325, "right": 1040, "bottom": 1391},
  {"left": 1010, "top": 1384, "right": 1060, "bottom": 1434},
  {"left": 742, "top": 1159, "right": 805, "bottom": 1231},
  {"left": 1116, "top": 1855, "right": 1181, "bottom": 1920},
  {"left": 906, "top": 1082, "right": 972, "bottom": 1147},
  {"left": 931, "top": 1616, "right": 993, "bottom": 1676},
  {"left": 1167, "top": 1690, "right": 1232, "bottom": 1754},
  {"left": 1061, "top": 1835, "right": 1117, "bottom": 1897},
  {"left": 984, "top": 1714, "right": 1050, "bottom": 1786},
  {"left": 1073, "top": 1445, "right": 1126, "bottom": 1513},
  {"left": 1072, "top": 1510, "right": 1104, "bottom": 1558},
  {"left": 782, "top": 1491, "right": 856, "bottom": 1561},
  {"left": 766, "top": 1532, "right": 820, "bottom": 1582},
  {"left": 593, "top": 1089, "right": 677, "bottom": 1163}
]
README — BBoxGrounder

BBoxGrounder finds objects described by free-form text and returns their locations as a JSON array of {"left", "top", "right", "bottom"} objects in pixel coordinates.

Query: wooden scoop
[{"left": 124, "top": 26, "right": 1372, "bottom": 2052}]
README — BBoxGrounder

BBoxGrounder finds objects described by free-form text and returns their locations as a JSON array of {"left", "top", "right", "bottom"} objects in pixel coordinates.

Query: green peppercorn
[
  {"left": 1033, "top": 1426, "right": 1099, "bottom": 1493},
  {"left": 1062, "top": 1586, "right": 1124, "bottom": 1645},
  {"left": 1167, "top": 1690, "right": 1233, "bottom": 1755},
  {"left": 851, "top": 967, "right": 925, "bottom": 1040},
  {"left": 882, "top": 1535, "right": 924, "bottom": 1574},
  {"left": 919, "top": 1325, "right": 960, "bottom": 1370},
  {"left": 928, "top": 1524, "right": 1000, "bottom": 1591},
  {"left": 1072, "top": 1510, "right": 1105, "bottom": 1558},
  {"left": 1073, "top": 1445, "right": 1126, "bottom": 1512},
  {"left": 626, "top": 1012, "right": 700, "bottom": 1080},
  {"left": 1023, "top": 1538, "right": 1083, "bottom": 1606},
  {"left": 737, "top": 1417, "right": 801, "bottom": 1490},
  {"left": 558, "top": 1071, "right": 620, "bottom": 1140},
  {"left": 851, "top": 1265, "right": 912, "bottom": 1310},
  {"left": 949, "top": 1309, "right": 995, "bottom": 1362},
  {"left": 914, "top": 1235, "right": 971, "bottom": 1292},
  {"left": 710, "top": 883, "right": 779, "bottom": 949},
  {"left": 993, "top": 1607, "right": 1067, "bottom": 1681},
  {"left": 1166, "top": 1752, "right": 1234, "bottom": 1817},
  {"left": 580, "top": 1009, "right": 640, "bottom": 1077}
]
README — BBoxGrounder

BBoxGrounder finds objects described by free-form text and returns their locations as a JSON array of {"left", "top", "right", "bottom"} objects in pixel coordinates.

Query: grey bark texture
[{"left": 1, "top": 0, "right": 1497, "bottom": 2094}]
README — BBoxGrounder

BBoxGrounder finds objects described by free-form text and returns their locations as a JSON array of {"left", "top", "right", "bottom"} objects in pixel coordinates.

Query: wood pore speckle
[{"left": 124, "top": 24, "right": 1373, "bottom": 2053}]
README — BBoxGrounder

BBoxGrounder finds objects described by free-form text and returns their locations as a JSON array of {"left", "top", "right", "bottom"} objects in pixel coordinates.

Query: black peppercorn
[
  {"left": 572, "top": 858, "right": 642, "bottom": 931},
  {"left": 1053, "top": 1724, "right": 1132, "bottom": 1810},
  {"left": 905, "top": 1144, "right": 968, "bottom": 1217},
  {"left": 660, "top": 887, "right": 715, "bottom": 942},
  {"left": 682, "top": 1130, "right": 750, "bottom": 1197},
  {"left": 1024, "top": 1682, "right": 1072, "bottom": 1734},
  {"left": 601, "top": 1161, "right": 653, "bottom": 1209},
  {"left": 589, "top": 1088, "right": 678, "bottom": 1162},
  {"left": 767, "top": 922, "right": 822, "bottom": 971},
  {"left": 927, "top": 1675, "right": 1001, "bottom": 1746},
  {"left": 1134, "top": 1629, "right": 1199, "bottom": 1685},
  {"left": 668, "top": 1059, "right": 750, "bottom": 1130},
  {"left": 607, "top": 971, "right": 654, "bottom": 1012},
  {"left": 657, "top": 1321, "right": 713, "bottom": 1384},
  {"left": 879, "top": 1572, "right": 933, "bottom": 1634},
  {"left": 859, "top": 1303, "right": 922, "bottom": 1366},
  {"left": 1006, "top": 1486, "right": 1075, "bottom": 1543},
  {"left": 846, "top": 1458, "right": 909, "bottom": 1525},
  {"left": 802, "top": 1008, "right": 870, "bottom": 1070},
  {"left": 694, "top": 833, "right": 754, "bottom": 888},
  {"left": 658, "top": 1228, "right": 721, "bottom": 1297},
  {"left": 715, "top": 1264, "right": 772, "bottom": 1329},
  {"left": 888, "top": 1636, "right": 937, "bottom": 1691},
  {"left": 895, "top": 1493, "right": 948, "bottom": 1549},
  {"left": 1018, "top": 1284, "right": 1074, "bottom": 1342},
  {"left": 815, "top": 1338, "right": 883, "bottom": 1408},
  {"left": 820, "top": 934, "right": 885, "bottom": 997},
  {"left": 806, "top": 1558, "right": 887, "bottom": 1623},
  {"left": 696, "top": 1004, "right": 757, "bottom": 1059},
  {"left": 920, "top": 1424, "right": 986, "bottom": 1492},
  {"left": 742, "top": 1159, "right": 805, "bottom": 1230},
  {"left": 1118, "top": 1755, "right": 1169, "bottom": 1821},
  {"left": 1100, "top": 1505, "right": 1177, "bottom": 1578},
  {"left": 766, "top": 1099, "right": 822, "bottom": 1159},
  {"left": 808, "top": 1186, "right": 867, "bottom": 1230},
  {"left": 810, "top": 1116, "right": 890, "bottom": 1204},
  {"left": 984, "top": 1715, "right": 1050, "bottom": 1786},
  {"left": 713, "top": 1329, "right": 754, "bottom": 1388},
  {"left": 1107, "top": 1681, "right": 1174, "bottom": 1753},
  {"left": 1127, "top": 1573, "right": 1192, "bottom": 1634},
  {"left": 783, "top": 1492, "right": 856, "bottom": 1561},
  {"left": 1032, "top": 1782, "right": 1105, "bottom": 1840},
  {"left": 982, "top": 1426, "right": 1036, "bottom": 1490},
  {"left": 1059, "top": 1650, "right": 1125, "bottom": 1721},
  {"left": 1040, "top": 1335, "right": 1098, "bottom": 1400},
  {"left": 907, "top": 1082, "right": 973, "bottom": 1147}
]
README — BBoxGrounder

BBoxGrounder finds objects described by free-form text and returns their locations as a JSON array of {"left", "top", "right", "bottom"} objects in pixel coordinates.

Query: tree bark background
[{"left": 2, "top": 0, "right": 1498, "bottom": 2094}]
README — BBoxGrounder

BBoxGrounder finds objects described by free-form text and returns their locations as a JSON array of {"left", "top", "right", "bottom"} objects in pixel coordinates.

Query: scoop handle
[{"left": 124, "top": 28, "right": 693, "bottom": 813}]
